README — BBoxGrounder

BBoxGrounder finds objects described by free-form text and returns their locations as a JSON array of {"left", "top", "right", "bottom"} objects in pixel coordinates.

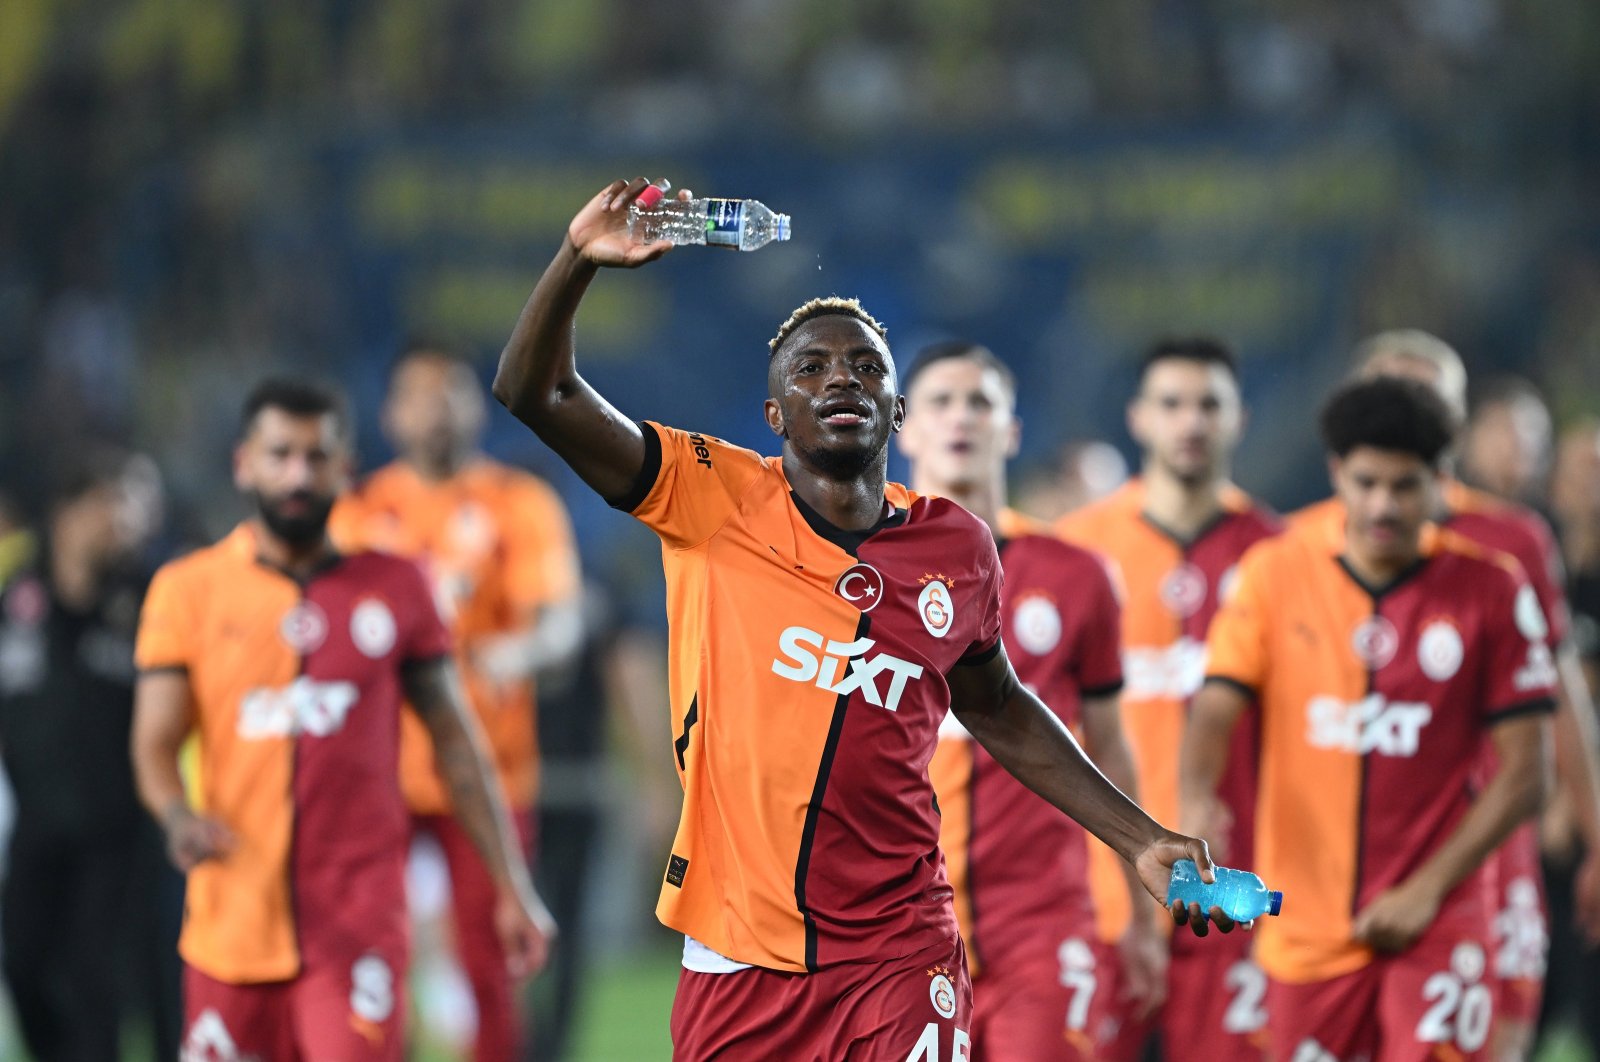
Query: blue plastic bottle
[{"left": 1165, "top": 859, "right": 1283, "bottom": 921}]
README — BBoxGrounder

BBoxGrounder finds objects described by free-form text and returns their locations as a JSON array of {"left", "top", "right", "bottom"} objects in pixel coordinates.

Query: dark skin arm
[
  {"left": 403, "top": 657, "right": 555, "bottom": 977},
  {"left": 493, "top": 177, "right": 686, "bottom": 501},
  {"left": 948, "top": 646, "right": 1237, "bottom": 935}
]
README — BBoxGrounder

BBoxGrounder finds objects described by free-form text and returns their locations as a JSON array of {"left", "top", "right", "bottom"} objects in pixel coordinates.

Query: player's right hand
[
  {"left": 1134, "top": 831, "right": 1247, "bottom": 937},
  {"left": 568, "top": 178, "right": 690, "bottom": 269},
  {"left": 495, "top": 885, "right": 557, "bottom": 980},
  {"left": 162, "top": 804, "right": 236, "bottom": 872}
]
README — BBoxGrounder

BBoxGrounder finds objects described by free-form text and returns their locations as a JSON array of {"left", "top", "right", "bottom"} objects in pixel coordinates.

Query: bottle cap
[
  {"left": 1268, "top": 891, "right": 1283, "bottom": 916},
  {"left": 635, "top": 184, "right": 666, "bottom": 211},
  {"left": 775, "top": 214, "right": 791, "bottom": 242}
]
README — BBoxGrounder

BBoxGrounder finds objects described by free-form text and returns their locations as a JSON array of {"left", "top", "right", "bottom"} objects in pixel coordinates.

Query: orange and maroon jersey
[
  {"left": 331, "top": 458, "right": 579, "bottom": 812},
  {"left": 930, "top": 508, "right": 1123, "bottom": 974},
  {"left": 1056, "top": 481, "right": 1280, "bottom": 940},
  {"left": 616, "top": 422, "right": 1003, "bottom": 973},
  {"left": 135, "top": 525, "right": 452, "bottom": 984},
  {"left": 1205, "top": 519, "right": 1556, "bottom": 984}
]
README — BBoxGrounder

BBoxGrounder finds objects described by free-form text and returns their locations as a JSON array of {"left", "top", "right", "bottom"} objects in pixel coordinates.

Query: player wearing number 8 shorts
[
  {"left": 901, "top": 343, "right": 1166, "bottom": 1060},
  {"left": 1182, "top": 377, "right": 1556, "bottom": 1061}
]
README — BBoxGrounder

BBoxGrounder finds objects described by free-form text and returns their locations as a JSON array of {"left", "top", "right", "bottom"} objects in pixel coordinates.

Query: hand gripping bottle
[
  {"left": 1165, "top": 859, "right": 1283, "bottom": 921},
  {"left": 628, "top": 184, "right": 791, "bottom": 252}
]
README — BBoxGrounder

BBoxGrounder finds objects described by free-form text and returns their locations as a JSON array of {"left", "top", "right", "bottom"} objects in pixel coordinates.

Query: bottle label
[{"left": 702, "top": 198, "right": 744, "bottom": 248}]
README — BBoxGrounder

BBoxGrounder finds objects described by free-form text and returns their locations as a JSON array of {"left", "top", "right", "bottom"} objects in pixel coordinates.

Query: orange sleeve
[
  {"left": 503, "top": 476, "right": 581, "bottom": 612},
  {"left": 135, "top": 563, "right": 197, "bottom": 671},
  {"left": 615, "top": 421, "right": 768, "bottom": 550},
  {"left": 1203, "top": 544, "right": 1273, "bottom": 693}
]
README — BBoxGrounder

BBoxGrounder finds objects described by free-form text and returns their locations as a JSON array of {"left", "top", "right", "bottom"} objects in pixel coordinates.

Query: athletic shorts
[
  {"left": 1266, "top": 911, "right": 1495, "bottom": 1062},
  {"left": 180, "top": 947, "right": 407, "bottom": 1062},
  {"left": 970, "top": 933, "right": 1127, "bottom": 1062},
  {"left": 670, "top": 934, "right": 970, "bottom": 1061},
  {"left": 1489, "top": 834, "right": 1547, "bottom": 1027},
  {"left": 1163, "top": 923, "right": 1268, "bottom": 1059}
]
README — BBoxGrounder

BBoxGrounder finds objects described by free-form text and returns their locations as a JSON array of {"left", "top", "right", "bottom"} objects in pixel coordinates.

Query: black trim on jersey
[
  {"left": 609, "top": 421, "right": 664, "bottom": 513},
  {"left": 788, "top": 491, "right": 906, "bottom": 558},
  {"left": 1485, "top": 696, "right": 1557, "bottom": 724},
  {"left": 1081, "top": 678, "right": 1125, "bottom": 699},
  {"left": 1140, "top": 509, "right": 1231, "bottom": 550},
  {"left": 674, "top": 694, "right": 700, "bottom": 771},
  {"left": 254, "top": 550, "right": 344, "bottom": 586},
  {"left": 1202, "top": 675, "right": 1256, "bottom": 700},
  {"left": 398, "top": 651, "right": 452, "bottom": 674},
  {"left": 1352, "top": 663, "right": 1376, "bottom": 916},
  {"left": 956, "top": 640, "right": 1002, "bottom": 668},
  {"left": 1334, "top": 555, "right": 1430, "bottom": 601},
  {"left": 795, "top": 612, "right": 869, "bottom": 971}
]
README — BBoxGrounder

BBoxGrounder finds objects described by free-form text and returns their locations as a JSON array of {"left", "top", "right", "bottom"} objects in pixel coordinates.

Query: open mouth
[{"left": 819, "top": 400, "right": 871, "bottom": 427}]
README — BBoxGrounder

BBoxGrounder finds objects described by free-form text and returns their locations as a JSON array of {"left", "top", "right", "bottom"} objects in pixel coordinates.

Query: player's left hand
[
  {"left": 1573, "top": 844, "right": 1600, "bottom": 945},
  {"left": 496, "top": 886, "right": 557, "bottom": 979},
  {"left": 1118, "top": 916, "right": 1170, "bottom": 1020},
  {"left": 1135, "top": 831, "right": 1246, "bottom": 937},
  {"left": 1352, "top": 880, "right": 1440, "bottom": 953}
]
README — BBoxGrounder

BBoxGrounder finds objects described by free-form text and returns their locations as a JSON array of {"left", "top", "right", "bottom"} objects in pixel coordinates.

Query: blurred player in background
[
  {"left": 333, "top": 343, "right": 582, "bottom": 1060},
  {"left": 1541, "top": 417, "right": 1600, "bottom": 1055},
  {"left": 1294, "top": 331, "right": 1600, "bottom": 1059},
  {"left": 1183, "top": 376, "right": 1555, "bottom": 1061},
  {"left": 1056, "top": 337, "right": 1279, "bottom": 1060},
  {"left": 131, "top": 379, "right": 551, "bottom": 1062},
  {"left": 492, "top": 176, "right": 1230, "bottom": 1060},
  {"left": 900, "top": 341, "right": 1165, "bottom": 1061},
  {"left": 1460, "top": 376, "right": 1555, "bottom": 512},
  {"left": 0, "top": 448, "right": 180, "bottom": 1062}
]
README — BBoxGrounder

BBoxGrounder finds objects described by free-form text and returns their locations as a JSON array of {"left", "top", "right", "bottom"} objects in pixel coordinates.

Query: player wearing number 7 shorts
[
  {"left": 1181, "top": 377, "right": 1556, "bottom": 1061},
  {"left": 901, "top": 342, "right": 1167, "bottom": 1061}
]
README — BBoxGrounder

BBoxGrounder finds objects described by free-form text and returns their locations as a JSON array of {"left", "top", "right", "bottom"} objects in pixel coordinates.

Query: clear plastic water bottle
[
  {"left": 1166, "top": 859, "right": 1283, "bottom": 921},
  {"left": 628, "top": 186, "right": 791, "bottom": 252}
]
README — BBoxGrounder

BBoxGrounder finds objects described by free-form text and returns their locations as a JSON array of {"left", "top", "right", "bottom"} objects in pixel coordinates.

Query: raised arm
[
  {"left": 403, "top": 656, "right": 555, "bottom": 977},
  {"left": 948, "top": 647, "right": 1235, "bottom": 934},
  {"left": 492, "top": 178, "right": 682, "bottom": 502}
]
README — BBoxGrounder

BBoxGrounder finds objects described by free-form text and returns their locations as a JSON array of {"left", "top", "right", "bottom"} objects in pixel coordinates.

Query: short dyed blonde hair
[
  {"left": 768, "top": 296, "right": 889, "bottom": 357},
  {"left": 1351, "top": 329, "right": 1468, "bottom": 424}
]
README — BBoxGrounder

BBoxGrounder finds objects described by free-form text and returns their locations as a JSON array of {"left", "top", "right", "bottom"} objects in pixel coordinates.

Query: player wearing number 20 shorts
[{"left": 1183, "top": 377, "right": 1556, "bottom": 1062}]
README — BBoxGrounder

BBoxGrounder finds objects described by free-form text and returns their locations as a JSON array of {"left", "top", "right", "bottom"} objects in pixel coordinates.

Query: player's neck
[
  {"left": 1139, "top": 464, "right": 1227, "bottom": 539},
  {"left": 252, "top": 521, "right": 338, "bottom": 580},
  {"left": 784, "top": 453, "right": 890, "bottom": 531},
  {"left": 404, "top": 450, "right": 473, "bottom": 483},
  {"left": 911, "top": 471, "right": 1004, "bottom": 537},
  {"left": 1340, "top": 540, "right": 1422, "bottom": 590}
]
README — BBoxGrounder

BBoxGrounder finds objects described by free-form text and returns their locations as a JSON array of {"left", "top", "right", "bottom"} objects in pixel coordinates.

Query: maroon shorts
[
  {"left": 1163, "top": 926, "right": 1268, "bottom": 1059},
  {"left": 1266, "top": 910, "right": 1495, "bottom": 1062},
  {"left": 182, "top": 947, "right": 407, "bottom": 1062},
  {"left": 670, "top": 935, "right": 970, "bottom": 1061},
  {"left": 1488, "top": 831, "right": 1547, "bottom": 1027},
  {"left": 970, "top": 933, "right": 1124, "bottom": 1062}
]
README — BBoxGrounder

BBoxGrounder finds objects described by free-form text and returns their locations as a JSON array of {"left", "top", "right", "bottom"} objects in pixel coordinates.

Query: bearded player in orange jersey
[
  {"left": 490, "top": 177, "right": 1238, "bottom": 1060},
  {"left": 332, "top": 345, "right": 582, "bottom": 1060},
  {"left": 1056, "top": 338, "right": 1281, "bottom": 1060}
]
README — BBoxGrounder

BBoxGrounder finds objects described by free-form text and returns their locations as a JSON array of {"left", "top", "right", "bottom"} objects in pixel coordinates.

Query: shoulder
[
  {"left": 1053, "top": 483, "right": 1140, "bottom": 541},
  {"left": 471, "top": 459, "right": 567, "bottom": 510},
  {"left": 1006, "top": 531, "right": 1108, "bottom": 577},
  {"left": 1432, "top": 530, "right": 1525, "bottom": 587}
]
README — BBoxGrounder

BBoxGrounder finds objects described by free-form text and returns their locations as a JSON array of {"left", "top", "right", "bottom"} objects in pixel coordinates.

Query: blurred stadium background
[{"left": 2, "top": 1, "right": 1600, "bottom": 1059}]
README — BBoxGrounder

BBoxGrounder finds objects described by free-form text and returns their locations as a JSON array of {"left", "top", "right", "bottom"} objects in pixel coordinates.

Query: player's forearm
[
  {"left": 959, "top": 683, "right": 1163, "bottom": 864},
  {"left": 432, "top": 721, "right": 537, "bottom": 900},
  {"left": 131, "top": 731, "right": 188, "bottom": 825},
  {"left": 1085, "top": 729, "right": 1151, "bottom": 917},
  {"left": 1177, "top": 687, "right": 1241, "bottom": 809},
  {"left": 1406, "top": 720, "right": 1549, "bottom": 902},
  {"left": 1554, "top": 646, "right": 1600, "bottom": 849},
  {"left": 492, "top": 238, "right": 596, "bottom": 428}
]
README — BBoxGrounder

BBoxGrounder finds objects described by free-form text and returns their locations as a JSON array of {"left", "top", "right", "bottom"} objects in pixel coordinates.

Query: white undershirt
[{"left": 681, "top": 936, "right": 754, "bottom": 974}]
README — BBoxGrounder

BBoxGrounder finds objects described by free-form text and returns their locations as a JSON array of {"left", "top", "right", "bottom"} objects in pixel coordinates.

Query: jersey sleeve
[
  {"left": 1075, "top": 555, "right": 1124, "bottom": 696},
  {"left": 393, "top": 558, "right": 454, "bottom": 664},
  {"left": 1483, "top": 574, "right": 1559, "bottom": 721},
  {"left": 611, "top": 422, "right": 768, "bottom": 550},
  {"left": 135, "top": 563, "right": 197, "bottom": 672},
  {"left": 959, "top": 529, "right": 1004, "bottom": 666},
  {"left": 503, "top": 476, "right": 581, "bottom": 612},
  {"left": 1204, "top": 544, "right": 1273, "bottom": 695}
]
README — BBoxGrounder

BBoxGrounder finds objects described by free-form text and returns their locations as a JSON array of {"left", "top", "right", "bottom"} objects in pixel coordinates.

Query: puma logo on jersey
[
  {"left": 238, "top": 677, "right": 359, "bottom": 738},
  {"left": 1306, "top": 694, "right": 1432, "bottom": 756},
  {"left": 771, "top": 626, "right": 924, "bottom": 711}
]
